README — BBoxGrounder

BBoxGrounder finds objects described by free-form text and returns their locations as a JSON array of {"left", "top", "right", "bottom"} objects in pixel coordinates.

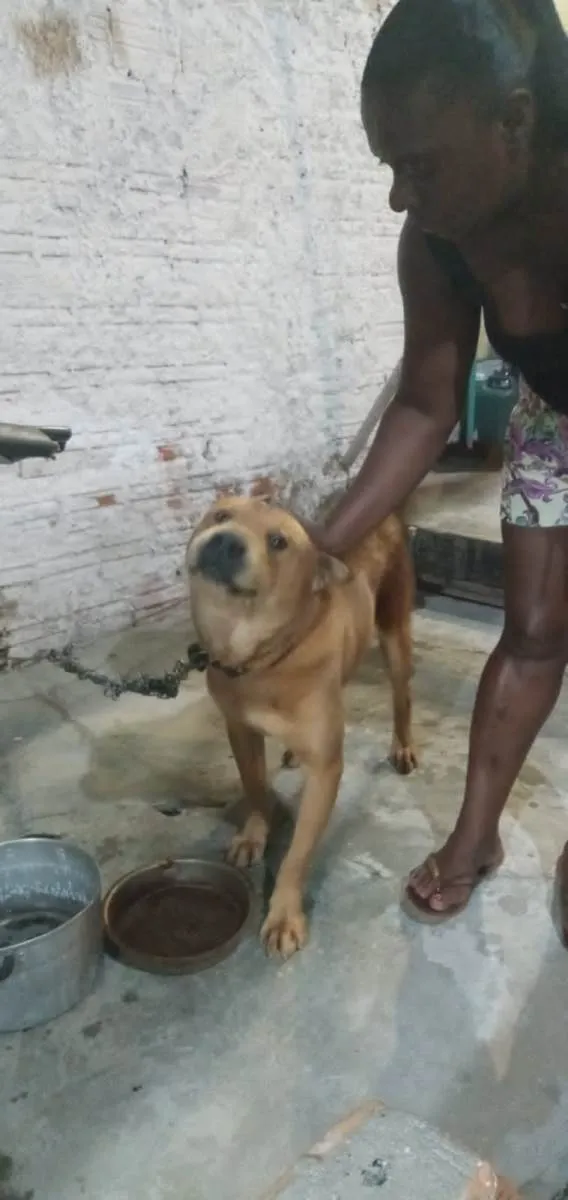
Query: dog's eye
[
  {"left": 267, "top": 532, "right": 288, "bottom": 552},
  {"left": 213, "top": 510, "right": 230, "bottom": 524}
]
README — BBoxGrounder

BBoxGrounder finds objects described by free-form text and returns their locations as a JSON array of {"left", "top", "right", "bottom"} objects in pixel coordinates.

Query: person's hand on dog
[{"left": 295, "top": 514, "right": 338, "bottom": 556}]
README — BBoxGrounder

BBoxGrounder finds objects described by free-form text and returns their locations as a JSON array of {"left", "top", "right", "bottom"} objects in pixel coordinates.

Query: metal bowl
[
  {"left": 102, "top": 857, "right": 255, "bottom": 975},
  {"left": 0, "top": 836, "right": 102, "bottom": 1033}
]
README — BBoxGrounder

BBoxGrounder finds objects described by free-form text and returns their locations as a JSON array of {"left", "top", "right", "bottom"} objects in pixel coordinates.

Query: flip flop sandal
[
  {"left": 402, "top": 846, "right": 505, "bottom": 926},
  {"left": 465, "top": 1163, "right": 521, "bottom": 1199}
]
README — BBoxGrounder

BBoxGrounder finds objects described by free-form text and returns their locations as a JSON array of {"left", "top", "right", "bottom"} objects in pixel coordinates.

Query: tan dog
[{"left": 187, "top": 495, "right": 416, "bottom": 959}]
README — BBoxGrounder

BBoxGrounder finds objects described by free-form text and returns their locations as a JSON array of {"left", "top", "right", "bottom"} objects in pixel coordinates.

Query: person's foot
[
  {"left": 404, "top": 832, "right": 504, "bottom": 922},
  {"left": 465, "top": 1163, "right": 520, "bottom": 1199}
]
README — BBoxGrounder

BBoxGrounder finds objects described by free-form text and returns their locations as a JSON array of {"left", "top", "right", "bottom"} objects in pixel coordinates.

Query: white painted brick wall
[{"left": 0, "top": 0, "right": 402, "bottom": 660}]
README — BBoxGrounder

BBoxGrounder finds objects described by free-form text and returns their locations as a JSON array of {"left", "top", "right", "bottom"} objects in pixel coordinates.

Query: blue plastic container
[{"left": 463, "top": 358, "right": 518, "bottom": 447}]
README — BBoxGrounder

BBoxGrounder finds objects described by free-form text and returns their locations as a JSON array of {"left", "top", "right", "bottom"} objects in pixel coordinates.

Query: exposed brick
[{"left": 0, "top": 0, "right": 402, "bottom": 659}]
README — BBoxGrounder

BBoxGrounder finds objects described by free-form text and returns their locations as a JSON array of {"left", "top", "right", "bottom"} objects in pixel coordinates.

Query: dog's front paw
[
  {"left": 390, "top": 741, "right": 418, "bottom": 775},
  {"left": 261, "top": 900, "right": 308, "bottom": 960},
  {"left": 226, "top": 834, "right": 264, "bottom": 868},
  {"left": 226, "top": 815, "right": 268, "bottom": 868}
]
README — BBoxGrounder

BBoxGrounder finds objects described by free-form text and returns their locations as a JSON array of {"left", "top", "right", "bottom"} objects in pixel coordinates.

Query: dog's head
[{"left": 187, "top": 495, "right": 350, "bottom": 612}]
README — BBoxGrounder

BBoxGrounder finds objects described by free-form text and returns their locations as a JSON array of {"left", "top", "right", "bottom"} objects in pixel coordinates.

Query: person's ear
[{"left": 313, "top": 553, "right": 351, "bottom": 591}]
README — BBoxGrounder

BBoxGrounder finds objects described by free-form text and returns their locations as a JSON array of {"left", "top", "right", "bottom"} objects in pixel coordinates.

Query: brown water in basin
[{"left": 112, "top": 879, "right": 246, "bottom": 960}]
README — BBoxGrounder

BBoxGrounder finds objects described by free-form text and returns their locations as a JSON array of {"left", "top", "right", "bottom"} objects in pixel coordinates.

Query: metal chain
[{"left": 32, "top": 641, "right": 210, "bottom": 701}]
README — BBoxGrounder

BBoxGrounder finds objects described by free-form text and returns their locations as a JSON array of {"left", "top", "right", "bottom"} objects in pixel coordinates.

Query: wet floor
[{"left": 0, "top": 604, "right": 567, "bottom": 1199}]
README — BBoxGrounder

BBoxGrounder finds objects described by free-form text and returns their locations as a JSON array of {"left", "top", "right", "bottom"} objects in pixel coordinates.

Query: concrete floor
[{"left": 1, "top": 603, "right": 568, "bottom": 1199}]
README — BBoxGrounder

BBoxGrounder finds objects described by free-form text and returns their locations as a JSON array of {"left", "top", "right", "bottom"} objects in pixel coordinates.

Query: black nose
[{"left": 196, "top": 530, "right": 246, "bottom": 585}]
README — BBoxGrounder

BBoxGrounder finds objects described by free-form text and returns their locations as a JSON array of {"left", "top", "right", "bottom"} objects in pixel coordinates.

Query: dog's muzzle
[{"left": 195, "top": 530, "right": 247, "bottom": 590}]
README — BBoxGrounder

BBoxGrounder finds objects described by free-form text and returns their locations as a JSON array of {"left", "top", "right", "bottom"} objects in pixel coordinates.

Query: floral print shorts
[{"left": 500, "top": 379, "right": 568, "bottom": 527}]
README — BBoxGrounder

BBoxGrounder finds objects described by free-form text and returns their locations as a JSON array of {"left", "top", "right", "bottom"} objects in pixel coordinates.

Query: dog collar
[
  {"left": 187, "top": 642, "right": 248, "bottom": 678},
  {"left": 187, "top": 605, "right": 320, "bottom": 679},
  {"left": 209, "top": 658, "right": 247, "bottom": 678}
]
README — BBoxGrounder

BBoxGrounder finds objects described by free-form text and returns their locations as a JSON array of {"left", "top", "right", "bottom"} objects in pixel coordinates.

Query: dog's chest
[
  {"left": 238, "top": 675, "right": 295, "bottom": 738},
  {"left": 208, "top": 670, "right": 294, "bottom": 740},
  {"left": 241, "top": 704, "right": 291, "bottom": 740}
]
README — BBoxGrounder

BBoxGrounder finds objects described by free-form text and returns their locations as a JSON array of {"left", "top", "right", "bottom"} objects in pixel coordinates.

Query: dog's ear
[
  {"left": 215, "top": 486, "right": 237, "bottom": 502},
  {"left": 249, "top": 476, "right": 276, "bottom": 504},
  {"left": 313, "top": 552, "right": 351, "bottom": 591}
]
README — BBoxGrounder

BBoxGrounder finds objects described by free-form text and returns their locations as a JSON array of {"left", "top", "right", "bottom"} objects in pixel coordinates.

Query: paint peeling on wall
[
  {"left": 104, "top": 2, "right": 129, "bottom": 68},
  {"left": 0, "top": 591, "right": 17, "bottom": 671},
  {"left": 14, "top": 11, "right": 82, "bottom": 77}
]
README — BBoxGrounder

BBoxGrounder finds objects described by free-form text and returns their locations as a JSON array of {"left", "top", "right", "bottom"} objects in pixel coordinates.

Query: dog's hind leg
[
  {"left": 375, "top": 543, "right": 418, "bottom": 775},
  {"left": 225, "top": 722, "right": 271, "bottom": 868}
]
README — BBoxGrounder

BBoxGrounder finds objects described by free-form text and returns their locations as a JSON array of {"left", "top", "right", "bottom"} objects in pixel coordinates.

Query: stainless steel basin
[{"left": 0, "top": 836, "right": 102, "bottom": 1032}]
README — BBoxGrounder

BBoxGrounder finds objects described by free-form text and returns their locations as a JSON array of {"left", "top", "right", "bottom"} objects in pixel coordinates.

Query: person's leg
[
  {"left": 407, "top": 522, "right": 568, "bottom": 915},
  {"left": 406, "top": 382, "right": 568, "bottom": 916}
]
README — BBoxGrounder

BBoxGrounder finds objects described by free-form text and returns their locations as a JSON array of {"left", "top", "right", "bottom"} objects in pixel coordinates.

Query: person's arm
[{"left": 318, "top": 218, "right": 481, "bottom": 555}]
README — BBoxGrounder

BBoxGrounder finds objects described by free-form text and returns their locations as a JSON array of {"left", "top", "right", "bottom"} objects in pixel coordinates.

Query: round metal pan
[{"left": 102, "top": 857, "right": 255, "bottom": 975}]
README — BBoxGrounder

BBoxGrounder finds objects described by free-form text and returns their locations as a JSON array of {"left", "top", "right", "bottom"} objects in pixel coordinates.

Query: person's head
[{"left": 362, "top": 0, "right": 568, "bottom": 239}]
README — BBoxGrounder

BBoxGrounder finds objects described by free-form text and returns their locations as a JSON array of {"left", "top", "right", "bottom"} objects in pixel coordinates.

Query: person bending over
[{"left": 311, "top": 0, "right": 568, "bottom": 924}]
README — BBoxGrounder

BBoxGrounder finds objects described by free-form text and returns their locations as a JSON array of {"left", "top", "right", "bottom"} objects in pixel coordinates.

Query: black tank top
[{"left": 425, "top": 233, "right": 568, "bottom": 415}]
